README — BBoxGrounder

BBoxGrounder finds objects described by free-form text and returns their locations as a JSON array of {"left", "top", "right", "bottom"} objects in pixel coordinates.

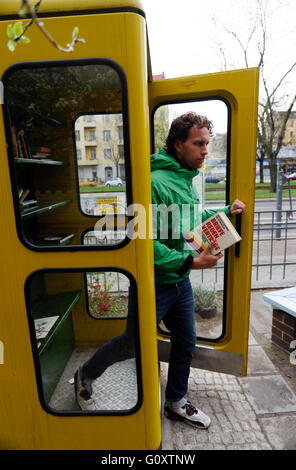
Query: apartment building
[
  {"left": 74, "top": 113, "right": 125, "bottom": 184},
  {"left": 278, "top": 110, "right": 296, "bottom": 146}
]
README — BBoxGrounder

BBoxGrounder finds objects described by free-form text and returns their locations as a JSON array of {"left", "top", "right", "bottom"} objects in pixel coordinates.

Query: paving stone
[
  {"left": 247, "top": 345, "right": 278, "bottom": 375},
  {"left": 238, "top": 375, "right": 296, "bottom": 414},
  {"left": 259, "top": 415, "right": 296, "bottom": 450}
]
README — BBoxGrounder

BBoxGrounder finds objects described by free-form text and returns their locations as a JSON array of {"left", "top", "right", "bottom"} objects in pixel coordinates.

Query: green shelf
[
  {"left": 32, "top": 290, "right": 81, "bottom": 356},
  {"left": 21, "top": 199, "right": 72, "bottom": 220},
  {"left": 29, "top": 233, "right": 75, "bottom": 246},
  {"left": 15, "top": 158, "right": 69, "bottom": 167}
]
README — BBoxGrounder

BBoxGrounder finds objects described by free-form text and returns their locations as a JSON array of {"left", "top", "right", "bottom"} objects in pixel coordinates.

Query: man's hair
[{"left": 164, "top": 112, "right": 213, "bottom": 157}]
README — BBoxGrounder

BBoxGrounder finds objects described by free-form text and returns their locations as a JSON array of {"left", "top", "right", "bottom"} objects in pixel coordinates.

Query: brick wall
[{"left": 271, "top": 308, "right": 296, "bottom": 353}]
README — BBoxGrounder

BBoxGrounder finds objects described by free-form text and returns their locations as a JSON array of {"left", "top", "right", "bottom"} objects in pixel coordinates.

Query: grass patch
[{"left": 80, "top": 185, "right": 126, "bottom": 192}]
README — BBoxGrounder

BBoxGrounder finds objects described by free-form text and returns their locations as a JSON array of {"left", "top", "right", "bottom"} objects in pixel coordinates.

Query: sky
[{"left": 142, "top": 0, "right": 296, "bottom": 133}]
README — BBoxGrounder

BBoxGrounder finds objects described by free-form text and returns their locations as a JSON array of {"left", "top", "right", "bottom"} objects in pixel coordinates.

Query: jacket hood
[{"left": 150, "top": 148, "right": 199, "bottom": 180}]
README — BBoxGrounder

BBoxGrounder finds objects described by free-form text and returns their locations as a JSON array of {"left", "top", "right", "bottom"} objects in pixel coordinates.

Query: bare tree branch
[{"left": 13, "top": 0, "right": 85, "bottom": 52}]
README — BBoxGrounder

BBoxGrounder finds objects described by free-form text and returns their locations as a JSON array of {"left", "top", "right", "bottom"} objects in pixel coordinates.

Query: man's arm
[{"left": 193, "top": 200, "right": 246, "bottom": 270}]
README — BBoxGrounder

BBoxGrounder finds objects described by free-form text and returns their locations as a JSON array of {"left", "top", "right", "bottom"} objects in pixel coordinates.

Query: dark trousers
[{"left": 83, "top": 277, "right": 196, "bottom": 404}]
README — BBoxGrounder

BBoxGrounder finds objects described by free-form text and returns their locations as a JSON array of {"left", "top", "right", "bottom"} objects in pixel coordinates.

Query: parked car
[
  {"left": 205, "top": 176, "right": 220, "bottom": 183},
  {"left": 105, "top": 177, "right": 123, "bottom": 186},
  {"left": 286, "top": 173, "right": 296, "bottom": 180}
]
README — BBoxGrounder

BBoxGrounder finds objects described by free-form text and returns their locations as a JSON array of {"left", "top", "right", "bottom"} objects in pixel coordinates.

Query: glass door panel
[{"left": 153, "top": 99, "right": 229, "bottom": 341}]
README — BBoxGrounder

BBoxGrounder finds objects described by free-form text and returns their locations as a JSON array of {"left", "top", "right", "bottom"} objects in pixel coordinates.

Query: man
[
  {"left": 150, "top": 112, "right": 245, "bottom": 428},
  {"left": 75, "top": 112, "right": 245, "bottom": 429}
]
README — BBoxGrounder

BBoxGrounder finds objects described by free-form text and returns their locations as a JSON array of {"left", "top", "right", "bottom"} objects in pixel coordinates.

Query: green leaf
[
  {"left": 72, "top": 26, "right": 79, "bottom": 39},
  {"left": 13, "top": 21, "right": 23, "bottom": 37},
  {"left": 7, "top": 40, "right": 17, "bottom": 52},
  {"left": 7, "top": 24, "right": 15, "bottom": 39},
  {"left": 18, "top": 36, "right": 31, "bottom": 44}
]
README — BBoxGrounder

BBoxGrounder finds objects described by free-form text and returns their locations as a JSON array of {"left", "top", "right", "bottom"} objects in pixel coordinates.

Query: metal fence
[
  {"left": 253, "top": 209, "right": 296, "bottom": 283},
  {"left": 84, "top": 210, "right": 296, "bottom": 289}
]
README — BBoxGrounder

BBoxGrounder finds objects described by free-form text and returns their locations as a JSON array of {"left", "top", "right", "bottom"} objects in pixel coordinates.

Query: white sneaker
[
  {"left": 74, "top": 366, "right": 96, "bottom": 411},
  {"left": 164, "top": 400, "right": 211, "bottom": 429}
]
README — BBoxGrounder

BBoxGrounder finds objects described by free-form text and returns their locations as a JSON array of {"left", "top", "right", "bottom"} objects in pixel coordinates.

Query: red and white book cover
[{"left": 183, "top": 211, "right": 241, "bottom": 256}]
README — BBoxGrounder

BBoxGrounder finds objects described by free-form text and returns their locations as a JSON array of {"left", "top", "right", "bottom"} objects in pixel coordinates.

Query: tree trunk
[
  {"left": 259, "top": 160, "right": 264, "bottom": 183},
  {"left": 269, "top": 158, "right": 277, "bottom": 192}
]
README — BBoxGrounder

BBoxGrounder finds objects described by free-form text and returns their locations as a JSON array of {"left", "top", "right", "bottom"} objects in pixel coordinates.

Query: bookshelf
[
  {"left": 21, "top": 199, "right": 72, "bottom": 220},
  {"left": 11, "top": 125, "right": 75, "bottom": 247},
  {"left": 32, "top": 290, "right": 81, "bottom": 356},
  {"left": 15, "top": 157, "right": 69, "bottom": 167},
  {"left": 31, "top": 289, "right": 82, "bottom": 402}
]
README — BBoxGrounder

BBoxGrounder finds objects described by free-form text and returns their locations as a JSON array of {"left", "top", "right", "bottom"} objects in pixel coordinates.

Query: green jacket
[{"left": 151, "top": 148, "right": 230, "bottom": 284}]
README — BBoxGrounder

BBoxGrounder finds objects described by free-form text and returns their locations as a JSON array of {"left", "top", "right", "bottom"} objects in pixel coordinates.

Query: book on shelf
[
  {"left": 34, "top": 315, "right": 59, "bottom": 339},
  {"left": 20, "top": 199, "right": 38, "bottom": 208},
  {"left": 30, "top": 145, "right": 52, "bottom": 159},
  {"left": 183, "top": 211, "right": 241, "bottom": 256},
  {"left": 12, "top": 128, "right": 52, "bottom": 160},
  {"left": 16, "top": 130, "right": 31, "bottom": 159},
  {"left": 11, "top": 126, "right": 19, "bottom": 158},
  {"left": 18, "top": 188, "right": 30, "bottom": 203},
  {"left": 20, "top": 202, "right": 38, "bottom": 215}
]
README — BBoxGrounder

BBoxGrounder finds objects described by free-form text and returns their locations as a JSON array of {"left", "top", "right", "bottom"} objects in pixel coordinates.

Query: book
[
  {"left": 183, "top": 211, "right": 241, "bottom": 256},
  {"left": 30, "top": 146, "right": 52, "bottom": 159},
  {"left": 11, "top": 126, "right": 19, "bottom": 157},
  {"left": 20, "top": 199, "right": 38, "bottom": 208},
  {"left": 31, "top": 153, "right": 52, "bottom": 159},
  {"left": 16, "top": 130, "right": 31, "bottom": 159},
  {"left": 19, "top": 188, "right": 30, "bottom": 203},
  {"left": 34, "top": 316, "right": 59, "bottom": 339},
  {"left": 31, "top": 146, "right": 52, "bottom": 153}
]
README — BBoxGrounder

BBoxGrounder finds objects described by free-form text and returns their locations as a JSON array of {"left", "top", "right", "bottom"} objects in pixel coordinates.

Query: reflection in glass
[
  {"left": 4, "top": 63, "right": 128, "bottom": 248},
  {"left": 28, "top": 271, "right": 139, "bottom": 412},
  {"left": 154, "top": 99, "right": 229, "bottom": 341},
  {"left": 86, "top": 271, "right": 129, "bottom": 319}
]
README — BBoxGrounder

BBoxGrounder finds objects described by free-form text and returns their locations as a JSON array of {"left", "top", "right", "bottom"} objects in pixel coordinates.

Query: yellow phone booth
[{"left": 0, "top": 0, "right": 258, "bottom": 450}]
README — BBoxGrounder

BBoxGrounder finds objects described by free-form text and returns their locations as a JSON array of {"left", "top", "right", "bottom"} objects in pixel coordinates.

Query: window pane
[
  {"left": 4, "top": 61, "right": 129, "bottom": 249},
  {"left": 27, "top": 270, "right": 140, "bottom": 413},
  {"left": 153, "top": 99, "right": 229, "bottom": 341}
]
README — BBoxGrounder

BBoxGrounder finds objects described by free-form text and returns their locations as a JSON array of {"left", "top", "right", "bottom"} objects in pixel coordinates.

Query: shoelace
[{"left": 183, "top": 401, "right": 198, "bottom": 417}]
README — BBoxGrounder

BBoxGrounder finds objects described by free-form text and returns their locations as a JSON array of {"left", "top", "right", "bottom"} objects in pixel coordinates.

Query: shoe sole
[{"left": 164, "top": 409, "right": 211, "bottom": 429}]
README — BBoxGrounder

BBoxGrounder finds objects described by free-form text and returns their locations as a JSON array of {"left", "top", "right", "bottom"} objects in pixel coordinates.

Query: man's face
[{"left": 174, "top": 125, "right": 210, "bottom": 170}]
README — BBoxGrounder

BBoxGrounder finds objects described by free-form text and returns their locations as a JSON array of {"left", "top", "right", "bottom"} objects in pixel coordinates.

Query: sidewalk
[{"left": 160, "top": 290, "right": 296, "bottom": 450}]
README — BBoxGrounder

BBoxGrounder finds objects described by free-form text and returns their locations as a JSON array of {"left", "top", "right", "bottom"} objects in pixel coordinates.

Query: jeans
[{"left": 82, "top": 277, "right": 196, "bottom": 407}]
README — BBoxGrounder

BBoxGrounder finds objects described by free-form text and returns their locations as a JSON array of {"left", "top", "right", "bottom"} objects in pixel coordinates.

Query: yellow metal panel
[
  {"left": 0, "top": 8, "right": 160, "bottom": 450},
  {"left": 0, "top": 0, "right": 145, "bottom": 16}
]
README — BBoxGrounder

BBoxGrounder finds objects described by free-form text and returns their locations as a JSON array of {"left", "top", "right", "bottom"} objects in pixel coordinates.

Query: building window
[
  {"left": 77, "top": 149, "right": 81, "bottom": 160},
  {"left": 118, "top": 126, "right": 123, "bottom": 141},
  {"left": 104, "top": 148, "right": 112, "bottom": 159},
  {"left": 103, "top": 130, "right": 111, "bottom": 142},
  {"left": 102, "top": 114, "right": 110, "bottom": 122},
  {"left": 88, "top": 130, "right": 95, "bottom": 141},
  {"left": 75, "top": 130, "right": 80, "bottom": 141},
  {"left": 90, "top": 148, "right": 96, "bottom": 160},
  {"left": 118, "top": 145, "right": 124, "bottom": 158}
]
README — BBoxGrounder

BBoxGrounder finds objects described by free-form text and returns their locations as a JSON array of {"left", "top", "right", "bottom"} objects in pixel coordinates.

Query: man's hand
[
  {"left": 229, "top": 199, "right": 246, "bottom": 216},
  {"left": 191, "top": 244, "right": 223, "bottom": 270}
]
